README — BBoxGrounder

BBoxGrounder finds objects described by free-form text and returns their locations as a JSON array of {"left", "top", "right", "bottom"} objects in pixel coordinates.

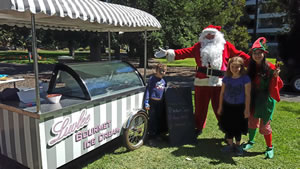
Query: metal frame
[
  {"left": 30, "top": 16, "right": 150, "bottom": 113},
  {"left": 48, "top": 63, "right": 91, "bottom": 100}
]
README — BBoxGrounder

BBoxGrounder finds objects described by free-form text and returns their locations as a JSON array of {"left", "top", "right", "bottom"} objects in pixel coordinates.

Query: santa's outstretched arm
[{"left": 227, "top": 41, "right": 250, "bottom": 65}]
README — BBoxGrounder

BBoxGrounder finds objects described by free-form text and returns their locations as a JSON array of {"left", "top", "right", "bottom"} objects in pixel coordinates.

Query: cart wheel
[{"left": 123, "top": 113, "right": 148, "bottom": 151}]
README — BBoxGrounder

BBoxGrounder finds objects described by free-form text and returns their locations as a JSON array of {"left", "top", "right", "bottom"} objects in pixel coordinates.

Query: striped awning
[{"left": 0, "top": 0, "right": 161, "bottom": 32}]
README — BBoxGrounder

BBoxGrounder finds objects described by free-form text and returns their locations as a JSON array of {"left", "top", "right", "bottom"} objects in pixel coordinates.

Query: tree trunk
[
  {"left": 112, "top": 45, "right": 120, "bottom": 59},
  {"left": 68, "top": 40, "right": 75, "bottom": 57},
  {"left": 138, "top": 45, "right": 146, "bottom": 68},
  {"left": 128, "top": 41, "right": 135, "bottom": 58},
  {"left": 89, "top": 37, "right": 101, "bottom": 61}
]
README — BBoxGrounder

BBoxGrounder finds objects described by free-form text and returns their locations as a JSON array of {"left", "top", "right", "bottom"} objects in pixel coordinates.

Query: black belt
[{"left": 197, "top": 67, "right": 225, "bottom": 77}]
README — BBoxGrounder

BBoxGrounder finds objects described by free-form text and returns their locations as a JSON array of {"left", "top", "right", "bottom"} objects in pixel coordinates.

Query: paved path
[{"left": 279, "top": 90, "right": 300, "bottom": 102}]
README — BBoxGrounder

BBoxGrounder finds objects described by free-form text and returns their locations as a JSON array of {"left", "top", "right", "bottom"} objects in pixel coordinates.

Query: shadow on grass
[
  {"left": 170, "top": 138, "right": 264, "bottom": 166},
  {"left": 1, "top": 135, "right": 131, "bottom": 169},
  {"left": 171, "top": 138, "right": 235, "bottom": 165},
  {"left": 0, "top": 63, "right": 55, "bottom": 75},
  {"left": 59, "top": 137, "right": 125, "bottom": 169}
]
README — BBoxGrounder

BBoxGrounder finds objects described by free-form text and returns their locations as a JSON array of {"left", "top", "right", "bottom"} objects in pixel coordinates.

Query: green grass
[
  {"left": 0, "top": 50, "right": 276, "bottom": 66},
  {"left": 0, "top": 50, "right": 294, "bottom": 168},
  {"left": 156, "top": 58, "right": 196, "bottom": 67},
  {"left": 84, "top": 100, "right": 300, "bottom": 169},
  {"left": 0, "top": 50, "right": 90, "bottom": 64},
  {"left": 155, "top": 58, "right": 277, "bottom": 67}
]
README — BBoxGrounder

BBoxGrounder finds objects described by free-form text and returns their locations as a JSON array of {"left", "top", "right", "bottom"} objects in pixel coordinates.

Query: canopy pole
[
  {"left": 143, "top": 31, "right": 147, "bottom": 81},
  {"left": 108, "top": 31, "right": 111, "bottom": 61},
  {"left": 31, "top": 14, "right": 41, "bottom": 113}
]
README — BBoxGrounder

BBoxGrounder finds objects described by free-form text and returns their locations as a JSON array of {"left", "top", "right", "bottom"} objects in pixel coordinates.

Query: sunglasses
[
  {"left": 205, "top": 31, "right": 216, "bottom": 35},
  {"left": 160, "top": 70, "right": 166, "bottom": 74}
]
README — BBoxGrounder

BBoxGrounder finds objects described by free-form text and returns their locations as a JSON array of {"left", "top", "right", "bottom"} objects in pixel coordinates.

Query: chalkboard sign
[{"left": 165, "top": 87, "right": 196, "bottom": 146}]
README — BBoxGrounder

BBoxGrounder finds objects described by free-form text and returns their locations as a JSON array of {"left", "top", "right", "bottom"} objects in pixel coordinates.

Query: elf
[{"left": 243, "top": 37, "right": 283, "bottom": 159}]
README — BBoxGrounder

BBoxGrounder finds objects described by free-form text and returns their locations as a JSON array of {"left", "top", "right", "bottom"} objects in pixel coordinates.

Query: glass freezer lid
[{"left": 50, "top": 61, "right": 144, "bottom": 99}]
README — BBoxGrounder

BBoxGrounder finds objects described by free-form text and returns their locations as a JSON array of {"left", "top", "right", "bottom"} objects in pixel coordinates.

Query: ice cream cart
[
  {"left": 0, "top": 0, "right": 161, "bottom": 168},
  {"left": 0, "top": 61, "right": 148, "bottom": 169}
]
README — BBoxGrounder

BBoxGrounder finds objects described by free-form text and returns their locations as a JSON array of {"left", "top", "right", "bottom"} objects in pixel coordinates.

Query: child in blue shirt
[
  {"left": 217, "top": 56, "right": 251, "bottom": 156},
  {"left": 144, "top": 63, "right": 167, "bottom": 142}
]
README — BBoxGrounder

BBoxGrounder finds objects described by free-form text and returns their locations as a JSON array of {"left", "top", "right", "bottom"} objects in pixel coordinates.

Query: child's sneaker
[
  {"left": 243, "top": 141, "right": 254, "bottom": 150},
  {"left": 265, "top": 146, "right": 274, "bottom": 159},
  {"left": 235, "top": 145, "right": 244, "bottom": 156},
  {"left": 221, "top": 145, "right": 234, "bottom": 153}
]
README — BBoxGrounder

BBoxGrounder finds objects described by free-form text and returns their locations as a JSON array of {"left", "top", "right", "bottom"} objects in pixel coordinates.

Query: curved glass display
[{"left": 51, "top": 61, "right": 144, "bottom": 99}]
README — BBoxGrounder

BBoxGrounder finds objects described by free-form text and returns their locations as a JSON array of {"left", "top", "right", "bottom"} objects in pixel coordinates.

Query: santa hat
[
  {"left": 202, "top": 25, "right": 222, "bottom": 34},
  {"left": 250, "top": 37, "right": 269, "bottom": 54}
]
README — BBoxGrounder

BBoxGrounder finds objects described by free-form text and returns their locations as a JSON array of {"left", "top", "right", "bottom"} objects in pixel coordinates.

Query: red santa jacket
[{"left": 171, "top": 41, "right": 250, "bottom": 86}]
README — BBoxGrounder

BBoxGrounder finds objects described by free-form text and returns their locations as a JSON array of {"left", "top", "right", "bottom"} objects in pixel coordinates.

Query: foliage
[
  {"left": 0, "top": 25, "right": 30, "bottom": 49},
  {"left": 0, "top": 26, "right": 13, "bottom": 47},
  {"left": 109, "top": 0, "right": 251, "bottom": 65},
  {"left": 151, "top": 0, "right": 250, "bottom": 51},
  {"left": 1, "top": 0, "right": 251, "bottom": 63}
]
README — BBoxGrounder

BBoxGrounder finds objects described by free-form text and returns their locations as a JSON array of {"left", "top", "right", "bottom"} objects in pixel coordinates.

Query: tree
[
  {"left": 52, "top": 30, "right": 84, "bottom": 57},
  {"left": 114, "top": 0, "right": 251, "bottom": 56},
  {"left": 0, "top": 25, "right": 31, "bottom": 49},
  {"left": 155, "top": 0, "right": 250, "bottom": 50},
  {"left": 0, "top": 26, "right": 13, "bottom": 48},
  {"left": 1, "top": 0, "right": 251, "bottom": 63}
]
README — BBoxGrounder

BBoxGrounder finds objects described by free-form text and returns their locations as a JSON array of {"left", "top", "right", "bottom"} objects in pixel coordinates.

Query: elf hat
[
  {"left": 202, "top": 25, "right": 222, "bottom": 34},
  {"left": 250, "top": 37, "right": 269, "bottom": 54}
]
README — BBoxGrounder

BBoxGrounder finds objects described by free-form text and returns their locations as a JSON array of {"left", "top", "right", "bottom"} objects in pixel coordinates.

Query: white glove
[{"left": 154, "top": 47, "right": 167, "bottom": 58}]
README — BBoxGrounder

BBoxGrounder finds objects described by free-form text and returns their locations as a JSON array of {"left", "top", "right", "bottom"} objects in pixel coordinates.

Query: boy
[{"left": 144, "top": 63, "right": 167, "bottom": 145}]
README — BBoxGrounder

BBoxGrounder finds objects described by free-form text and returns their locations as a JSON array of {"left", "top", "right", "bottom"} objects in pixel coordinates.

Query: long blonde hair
[{"left": 225, "top": 56, "right": 247, "bottom": 77}]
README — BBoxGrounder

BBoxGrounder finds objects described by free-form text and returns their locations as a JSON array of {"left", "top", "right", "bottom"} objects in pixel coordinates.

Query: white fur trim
[
  {"left": 194, "top": 77, "right": 222, "bottom": 86},
  {"left": 199, "top": 29, "right": 225, "bottom": 43},
  {"left": 166, "top": 49, "right": 175, "bottom": 62},
  {"left": 198, "top": 30, "right": 226, "bottom": 72},
  {"left": 202, "top": 28, "right": 218, "bottom": 33}
]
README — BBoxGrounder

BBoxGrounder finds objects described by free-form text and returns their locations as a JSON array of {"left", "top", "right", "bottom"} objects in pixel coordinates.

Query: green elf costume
[{"left": 243, "top": 37, "right": 283, "bottom": 159}]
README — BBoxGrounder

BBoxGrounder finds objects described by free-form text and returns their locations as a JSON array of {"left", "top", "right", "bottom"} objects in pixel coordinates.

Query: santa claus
[{"left": 155, "top": 25, "right": 250, "bottom": 135}]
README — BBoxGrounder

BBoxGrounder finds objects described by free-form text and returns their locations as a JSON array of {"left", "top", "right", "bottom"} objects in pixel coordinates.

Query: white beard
[{"left": 199, "top": 31, "right": 226, "bottom": 85}]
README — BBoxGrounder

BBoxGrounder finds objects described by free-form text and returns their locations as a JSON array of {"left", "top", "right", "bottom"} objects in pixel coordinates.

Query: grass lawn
[
  {"left": 82, "top": 58, "right": 296, "bottom": 169},
  {"left": 0, "top": 50, "right": 90, "bottom": 64},
  {"left": 0, "top": 50, "right": 276, "bottom": 66},
  {"left": 0, "top": 50, "right": 296, "bottom": 168},
  {"left": 156, "top": 58, "right": 277, "bottom": 67},
  {"left": 156, "top": 58, "right": 197, "bottom": 67},
  {"left": 83, "top": 100, "right": 300, "bottom": 169}
]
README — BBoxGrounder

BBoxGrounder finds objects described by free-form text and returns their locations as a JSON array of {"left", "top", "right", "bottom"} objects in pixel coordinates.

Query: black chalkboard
[{"left": 165, "top": 87, "right": 196, "bottom": 146}]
